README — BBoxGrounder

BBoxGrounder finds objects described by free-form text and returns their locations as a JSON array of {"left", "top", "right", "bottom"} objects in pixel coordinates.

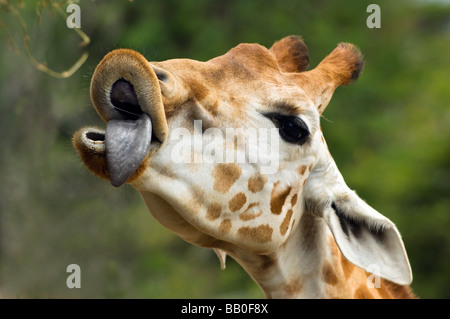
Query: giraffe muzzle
[
  {"left": 102, "top": 79, "right": 151, "bottom": 187},
  {"left": 77, "top": 49, "right": 169, "bottom": 187}
]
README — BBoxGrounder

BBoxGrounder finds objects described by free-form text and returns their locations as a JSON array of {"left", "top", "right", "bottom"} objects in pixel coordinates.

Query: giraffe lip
[
  {"left": 90, "top": 49, "right": 168, "bottom": 143},
  {"left": 74, "top": 115, "right": 160, "bottom": 187},
  {"left": 77, "top": 127, "right": 107, "bottom": 153},
  {"left": 80, "top": 125, "right": 160, "bottom": 151},
  {"left": 85, "top": 130, "right": 106, "bottom": 144}
]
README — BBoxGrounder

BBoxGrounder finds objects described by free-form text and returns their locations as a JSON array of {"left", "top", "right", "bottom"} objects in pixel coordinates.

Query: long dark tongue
[
  {"left": 105, "top": 113, "right": 152, "bottom": 187},
  {"left": 105, "top": 79, "right": 152, "bottom": 187}
]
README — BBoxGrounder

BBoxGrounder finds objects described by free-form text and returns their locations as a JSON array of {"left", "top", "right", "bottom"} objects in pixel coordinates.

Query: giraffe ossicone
[{"left": 73, "top": 35, "right": 414, "bottom": 298}]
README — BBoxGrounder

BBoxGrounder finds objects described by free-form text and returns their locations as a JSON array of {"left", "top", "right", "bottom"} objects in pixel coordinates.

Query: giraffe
[{"left": 73, "top": 35, "right": 414, "bottom": 298}]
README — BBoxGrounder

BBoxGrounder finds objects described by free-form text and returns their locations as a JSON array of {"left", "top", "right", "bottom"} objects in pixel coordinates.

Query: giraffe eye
[{"left": 265, "top": 113, "right": 310, "bottom": 145}]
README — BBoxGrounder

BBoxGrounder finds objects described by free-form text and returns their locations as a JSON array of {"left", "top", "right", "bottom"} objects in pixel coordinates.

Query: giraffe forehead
[
  {"left": 161, "top": 42, "right": 279, "bottom": 80},
  {"left": 156, "top": 45, "right": 311, "bottom": 117}
]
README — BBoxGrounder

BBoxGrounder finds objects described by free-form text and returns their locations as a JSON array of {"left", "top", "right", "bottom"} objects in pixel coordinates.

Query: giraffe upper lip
[
  {"left": 90, "top": 49, "right": 168, "bottom": 143},
  {"left": 73, "top": 78, "right": 162, "bottom": 186},
  {"left": 74, "top": 48, "right": 170, "bottom": 186}
]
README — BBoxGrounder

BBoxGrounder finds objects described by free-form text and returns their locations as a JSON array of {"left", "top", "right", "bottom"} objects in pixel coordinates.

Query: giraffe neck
[
  {"left": 234, "top": 212, "right": 333, "bottom": 298},
  {"left": 225, "top": 211, "right": 413, "bottom": 299}
]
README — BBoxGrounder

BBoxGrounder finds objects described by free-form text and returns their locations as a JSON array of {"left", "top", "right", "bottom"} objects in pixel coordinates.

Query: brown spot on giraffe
[
  {"left": 328, "top": 236, "right": 340, "bottom": 258},
  {"left": 212, "top": 163, "right": 242, "bottom": 193},
  {"left": 240, "top": 203, "right": 263, "bottom": 221},
  {"left": 238, "top": 225, "right": 273, "bottom": 243},
  {"left": 259, "top": 254, "right": 277, "bottom": 271},
  {"left": 186, "top": 78, "right": 210, "bottom": 102},
  {"left": 322, "top": 261, "right": 339, "bottom": 286},
  {"left": 279, "top": 209, "right": 293, "bottom": 236},
  {"left": 228, "top": 192, "right": 247, "bottom": 212},
  {"left": 247, "top": 172, "right": 267, "bottom": 193},
  {"left": 354, "top": 285, "right": 373, "bottom": 299},
  {"left": 270, "top": 181, "right": 292, "bottom": 215},
  {"left": 219, "top": 219, "right": 232, "bottom": 235},
  {"left": 206, "top": 202, "right": 222, "bottom": 221},
  {"left": 290, "top": 193, "right": 298, "bottom": 207},
  {"left": 297, "top": 165, "right": 307, "bottom": 176},
  {"left": 282, "top": 276, "right": 303, "bottom": 296}
]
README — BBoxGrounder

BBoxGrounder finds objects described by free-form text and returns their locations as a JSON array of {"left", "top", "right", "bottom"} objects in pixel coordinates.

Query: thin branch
[{"left": 8, "top": 1, "right": 90, "bottom": 78}]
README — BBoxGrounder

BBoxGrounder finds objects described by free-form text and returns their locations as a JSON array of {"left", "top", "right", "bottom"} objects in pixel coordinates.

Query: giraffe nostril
[{"left": 110, "top": 79, "right": 142, "bottom": 120}]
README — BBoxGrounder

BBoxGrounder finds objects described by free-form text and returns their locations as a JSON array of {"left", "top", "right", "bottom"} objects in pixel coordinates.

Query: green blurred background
[{"left": 0, "top": 0, "right": 449, "bottom": 298}]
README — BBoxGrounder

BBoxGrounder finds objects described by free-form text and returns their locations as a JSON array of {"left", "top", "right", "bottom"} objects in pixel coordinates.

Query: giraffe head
[{"left": 73, "top": 36, "right": 412, "bottom": 286}]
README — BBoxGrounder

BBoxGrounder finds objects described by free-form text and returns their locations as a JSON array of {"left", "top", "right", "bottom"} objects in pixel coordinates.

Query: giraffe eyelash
[{"left": 264, "top": 113, "right": 310, "bottom": 145}]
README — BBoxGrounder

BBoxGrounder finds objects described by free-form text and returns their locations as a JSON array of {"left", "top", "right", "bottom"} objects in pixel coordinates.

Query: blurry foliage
[
  {"left": 0, "top": 0, "right": 449, "bottom": 298},
  {"left": 0, "top": 0, "right": 90, "bottom": 78}
]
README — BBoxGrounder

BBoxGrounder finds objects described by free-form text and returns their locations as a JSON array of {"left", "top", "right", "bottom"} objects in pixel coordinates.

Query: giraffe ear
[
  {"left": 270, "top": 35, "right": 309, "bottom": 73},
  {"left": 322, "top": 191, "right": 413, "bottom": 285},
  {"left": 305, "top": 159, "right": 412, "bottom": 285}
]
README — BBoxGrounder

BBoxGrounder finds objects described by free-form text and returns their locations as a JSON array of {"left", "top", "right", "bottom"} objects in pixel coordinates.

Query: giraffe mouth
[
  {"left": 73, "top": 49, "right": 168, "bottom": 187},
  {"left": 73, "top": 117, "right": 158, "bottom": 187},
  {"left": 73, "top": 81, "right": 162, "bottom": 187}
]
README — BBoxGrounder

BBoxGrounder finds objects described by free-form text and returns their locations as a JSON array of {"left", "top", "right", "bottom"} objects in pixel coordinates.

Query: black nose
[{"left": 110, "top": 79, "right": 142, "bottom": 120}]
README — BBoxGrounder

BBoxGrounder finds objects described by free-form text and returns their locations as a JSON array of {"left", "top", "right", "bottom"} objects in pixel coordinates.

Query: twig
[{"left": 8, "top": 1, "right": 90, "bottom": 78}]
